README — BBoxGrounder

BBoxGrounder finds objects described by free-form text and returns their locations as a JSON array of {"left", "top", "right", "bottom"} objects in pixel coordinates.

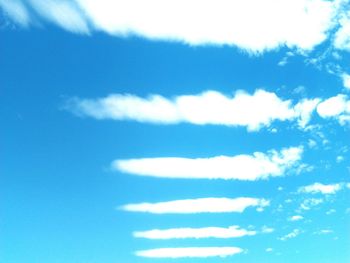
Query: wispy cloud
[
  {"left": 288, "top": 215, "right": 304, "bottom": 221},
  {"left": 294, "top": 98, "right": 321, "bottom": 128},
  {"left": 333, "top": 11, "right": 350, "bottom": 51},
  {"left": 298, "top": 182, "right": 343, "bottom": 195},
  {"left": 133, "top": 225, "right": 256, "bottom": 239},
  {"left": 121, "top": 197, "right": 269, "bottom": 214},
  {"left": 113, "top": 146, "right": 303, "bottom": 180},
  {"left": 1, "top": 0, "right": 343, "bottom": 52},
  {"left": 261, "top": 226, "right": 275, "bottom": 234},
  {"left": 314, "top": 229, "right": 334, "bottom": 235},
  {"left": 29, "top": 0, "right": 89, "bottom": 34},
  {"left": 279, "top": 229, "right": 302, "bottom": 241},
  {"left": 326, "top": 209, "right": 336, "bottom": 215},
  {"left": 0, "top": 0, "right": 30, "bottom": 26},
  {"left": 341, "top": 73, "right": 350, "bottom": 90},
  {"left": 135, "top": 246, "right": 244, "bottom": 258},
  {"left": 66, "top": 89, "right": 350, "bottom": 129},
  {"left": 316, "top": 94, "right": 350, "bottom": 124},
  {"left": 66, "top": 89, "right": 300, "bottom": 131},
  {"left": 299, "top": 198, "right": 324, "bottom": 211}
]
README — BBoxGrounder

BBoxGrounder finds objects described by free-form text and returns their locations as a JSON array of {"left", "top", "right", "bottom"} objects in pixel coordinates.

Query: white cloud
[
  {"left": 314, "top": 229, "right": 334, "bottom": 235},
  {"left": 299, "top": 198, "right": 324, "bottom": 210},
  {"left": 67, "top": 89, "right": 300, "bottom": 131},
  {"left": 279, "top": 229, "right": 301, "bottom": 241},
  {"left": 266, "top": 248, "right": 274, "bottom": 253},
  {"left": 135, "top": 247, "right": 243, "bottom": 258},
  {"left": 294, "top": 98, "right": 321, "bottom": 128},
  {"left": 121, "top": 197, "right": 269, "bottom": 214},
  {"left": 261, "top": 226, "right": 275, "bottom": 234},
  {"left": 80, "top": 0, "right": 340, "bottom": 52},
  {"left": 133, "top": 225, "right": 256, "bottom": 239},
  {"left": 289, "top": 215, "right": 304, "bottom": 221},
  {"left": 317, "top": 94, "right": 348, "bottom": 117},
  {"left": 308, "top": 139, "right": 317, "bottom": 148},
  {"left": 0, "top": 0, "right": 30, "bottom": 26},
  {"left": 298, "top": 182, "right": 342, "bottom": 194},
  {"left": 334, "top": 11, "right": 350, "bottom": 51},
  {"left": 341, "top": 73, "right": 350, "bottom": 90},
  {"left": 316, "top": 94, "right": 350, "bottom": 124},
  {"left": 326, "top": 209, "right": 336, "bottom": 215},
  {"left": 336, "top": 155, "right": 344, "bottom": 163},
  {"left": 2, "top": 0, "right": 349, "bottom": 52},
  {"left": 68, "top": 89, "right": 350, "bottom": 128},
  {"left": 29, "top": 0, "right": 89, "bottom": 34},
  {"left": 114, "top": 146, "right": 303, "bottom": 180}
]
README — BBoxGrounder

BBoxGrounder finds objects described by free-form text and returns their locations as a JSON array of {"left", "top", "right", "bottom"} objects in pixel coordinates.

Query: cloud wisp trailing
[
  {"left": 298, "top": 182, "right": 343, "bottom": 194},
  {"left": 66, "top": 89, "right": 324, "bottom": 131},
  {"left": 1, "top": 0, "right": 345, "bottom": 53},
  {"left": 289, "top": 215, "right": 304, "bottom": 221},
  {"left": 279, "top": 229, "right": 301, "bottom": 241},
  {"left": 113, "top": 146, "right": 303, "bottom": 181},
  {"left": 316, "top": 94, "right": 350, "bottom": 125},
  {"left": 121, "top": 197, "right": 269, "bottom": 214},
  {"left": 67, "top": 89, "right": 350, "bottom": 128},
  {"left": 135, "top": 246, "right": 244, "bottom": 258},
  {"left": 133, "top": 225, "right": 256, "bottom": 239}
]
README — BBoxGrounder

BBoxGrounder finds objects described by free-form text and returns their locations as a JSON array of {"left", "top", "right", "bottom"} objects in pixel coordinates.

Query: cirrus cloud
[
  {"left": 0, "top": 0, "right": 343, "bottom": 53},
  {"left": 133, "top": 225, "right": 256, "bottom": 239},
  {"left": 298, "top": 182, "right": 343, "bottom": 195},
  {"left": 66, "top": 89, "right": 324, "bottom": 131},
  {"left": 114, "top": 146, "right": 304, "bottom": 181},
  {"left": 135, "top": 246, "right": 244, "bottom": 258},
  {"left": 121, "top": 197, "right": 269, "bottom": 214}
]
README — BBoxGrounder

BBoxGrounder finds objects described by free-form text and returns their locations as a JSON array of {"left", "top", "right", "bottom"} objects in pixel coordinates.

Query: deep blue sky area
[{"left": 1, "top": 1, "right": 350, "bottom": 262}]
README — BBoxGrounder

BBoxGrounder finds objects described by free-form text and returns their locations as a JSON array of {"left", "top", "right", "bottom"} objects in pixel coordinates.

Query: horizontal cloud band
[
  {"left": 113, "top": 146, "right": 303, "bottom": 181},
  {"left": 1, "top": 0, "right": 347, "bottom": 52},
  {"left": 135, "top": 247, "right": 244, "bottom": 258},
  {"left": 298, "top": 182, "right": 344, "bottom": 194},
  {"left": 67, "top": 90, "right": 350, "bottom": 130},
  {"left": 66, "top": 89, "right": 325, "bottom": 131},
  {"left": 121, "top": 197, "right": 269, "bottom": 214},
  {"left": 133, "top": 225, "right": 256, "bottom": 239}
]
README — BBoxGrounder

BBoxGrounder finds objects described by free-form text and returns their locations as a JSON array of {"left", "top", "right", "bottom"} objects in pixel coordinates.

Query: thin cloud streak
[
  {"left": 66, "top": 89, "right": 299, "bottom": 131},
  {"left": 298, "top": 182, "right": 343, "bottom": 194},
  {"left": 66, "top": 90, "right": 350, "bottom": 129},
  {"left": 121, "top": 197, "right": 270, "bottom": 214},
  {"left": 135, "top": 247, "right": 244, "bottom": 258},
  {"left": 114, "top": 146, "right": 303, "bottom": 181},
  {"left": 1, "top": 0, "right": 344, "bottom": 52},
  {"left": 133, "top": 225, "right": 256, "bottom": 239}
]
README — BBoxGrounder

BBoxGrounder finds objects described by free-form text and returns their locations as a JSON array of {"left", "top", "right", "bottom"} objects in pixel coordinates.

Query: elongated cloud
[
  {"left": 133, "top": 225, "right": 256, "bottom": 239},
  {"left": 113, "top": 146, "right": 303, "bottom": 181},
  {"left": 298, "top": 183, "right": 343, "bottom": 194},
  {"left": 0, "top": 0, "right": 342, "bottom": 52},
  {"left": 67, "top": 89, "right": 298, "bottom": 131},
  {"left": 29, "top": 0, "right": 89, "bottom": 34},
  {"left": 68, "top": 90, "right": 350, "bottom": 128},
  {"left": 121, "top": 197, "right": 269, "bottom": 214},
  {"left": 316, "top": 94, "right": 350, "bottom": 124},
  {"left": 279, "top": 229, "right": 301, "bottom": 241},
  {"left": 0, "top": 0, "right": 29, "bottom": 26},
  {"left": 341, "top": 73, "right": 350, "bottom": 90},
  {"left": 334, "top": 11, "right": 350, "bottom": 51},
  {"left": 299, "top": 198, "right": 324, "bottom": 210},
  {"left": 135, "top": 247, "right": 243, "bottom": 258},
  {"left": 289, "top": 215, "right": 304, "bottom": 221}
]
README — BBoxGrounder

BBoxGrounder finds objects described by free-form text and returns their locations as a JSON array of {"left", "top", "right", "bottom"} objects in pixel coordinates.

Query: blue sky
[{"left": 1, "top": 1, "right": 350, "bottom": 262}]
